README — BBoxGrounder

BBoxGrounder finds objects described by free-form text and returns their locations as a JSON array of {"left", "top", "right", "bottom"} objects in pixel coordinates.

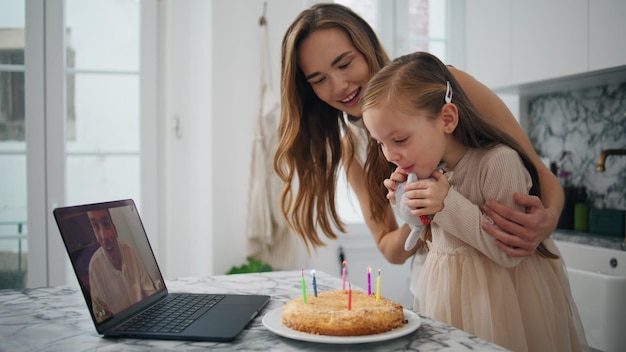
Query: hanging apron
[{"left": 245, "top": 11, "right": 304, "bottom": 270}]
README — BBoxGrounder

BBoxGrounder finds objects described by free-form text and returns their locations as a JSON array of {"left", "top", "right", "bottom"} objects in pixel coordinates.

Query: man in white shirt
[{"left": 87, "top": 209, "right": 158, "bottom": 323}]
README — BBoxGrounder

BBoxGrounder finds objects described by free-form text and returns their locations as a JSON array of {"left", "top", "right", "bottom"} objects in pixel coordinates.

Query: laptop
[{"left": 53, "top": 199, "right": 270, "bottom": 342}]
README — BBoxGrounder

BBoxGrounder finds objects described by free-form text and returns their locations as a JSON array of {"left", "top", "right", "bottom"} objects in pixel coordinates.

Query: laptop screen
[{"left": 54, "top": 199, "right": 166, "bottom": 327}]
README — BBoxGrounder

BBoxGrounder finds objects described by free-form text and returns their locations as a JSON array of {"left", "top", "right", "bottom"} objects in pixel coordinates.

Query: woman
[{"left": 274, "top": 3, "right": 563, "bottom": 264}]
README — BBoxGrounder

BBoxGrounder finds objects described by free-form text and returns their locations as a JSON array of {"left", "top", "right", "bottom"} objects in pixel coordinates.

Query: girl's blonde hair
[
  {"left": 274, "top": 3, "right": 392, "bottom": 252},
  {"left": 361, "top": 52, "right": 557, "bottom": 258}
]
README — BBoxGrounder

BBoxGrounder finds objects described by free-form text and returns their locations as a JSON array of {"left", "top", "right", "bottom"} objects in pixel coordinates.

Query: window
[
  {"left": 65, "top": 0, "right": 142, "bottom": 206},
  {"left": 336, "top": 0, "right": 451, "bottom": 60},
  {"left": 334, "top": 0, "right": 454, "bottom": 223},
  {"left": 0, "top": 0, "right": 27, "bottom": 289},
  {"left": 0, "top": 0, "right": 151, "bottom": 288}
]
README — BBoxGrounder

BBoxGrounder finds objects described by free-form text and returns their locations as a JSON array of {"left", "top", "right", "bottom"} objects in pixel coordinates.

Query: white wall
[
  {"left": 159, "top": 0, "right": 339, "bottom": 279},
  {"left": 160, "top": 0, "right": 214, "bottom": 278}
]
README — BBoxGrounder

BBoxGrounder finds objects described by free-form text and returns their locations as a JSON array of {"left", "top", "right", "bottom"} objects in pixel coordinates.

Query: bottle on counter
[
  {"left": 573, "top": 187, "right": 589, "bottom": 232},
  {"left": 558, "top": 188, "right": 576, "bottom": 230},
  {"left": 556, "top": 171, "right": 575, "bottom": 230}
]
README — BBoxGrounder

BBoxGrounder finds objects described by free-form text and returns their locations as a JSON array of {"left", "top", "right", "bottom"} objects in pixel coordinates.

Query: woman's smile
[{"left": 340, "top": 87, "right": 361, "bottom": 106}]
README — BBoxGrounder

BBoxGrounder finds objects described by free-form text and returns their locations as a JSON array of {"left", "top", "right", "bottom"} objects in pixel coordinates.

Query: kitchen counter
[
  {"left": 553, "top": 229, "right": 626, "bottom": 251},
  {"left": 0, "top": 270, "right": 508, "bottom": 352}
]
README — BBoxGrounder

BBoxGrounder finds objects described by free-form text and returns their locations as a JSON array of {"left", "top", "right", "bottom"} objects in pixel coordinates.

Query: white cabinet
[
  {"left": 510, "top": 0, "right": 588, "bottom": 84},
  {"left": 466, "top": 0, "right": 624, "bottom": 89},
  {"left": 465, "top": 0, "right": 512, "bottom": 88},
  {"left": 589, "top": 0, "right": 626, "bottom": 71}
]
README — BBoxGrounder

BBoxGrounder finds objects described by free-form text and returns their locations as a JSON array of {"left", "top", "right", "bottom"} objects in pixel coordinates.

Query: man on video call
[{"left": 87, "top": 209, "right": 159, "bottom": 323}]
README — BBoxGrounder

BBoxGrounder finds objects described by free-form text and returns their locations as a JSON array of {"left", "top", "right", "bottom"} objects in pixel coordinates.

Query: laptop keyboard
[{"left": 118, "top": 294, "right": 225, "bottom": 334}]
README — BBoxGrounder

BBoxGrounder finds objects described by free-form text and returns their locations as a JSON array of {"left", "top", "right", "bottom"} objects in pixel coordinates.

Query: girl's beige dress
[{"left": 415, "top": 145, "right": 588, "bottom": 352}]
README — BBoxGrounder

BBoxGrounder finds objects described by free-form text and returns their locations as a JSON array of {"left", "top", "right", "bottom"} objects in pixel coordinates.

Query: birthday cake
[{"left": 281, "top": 290, "right": 406, "bottom": 336}]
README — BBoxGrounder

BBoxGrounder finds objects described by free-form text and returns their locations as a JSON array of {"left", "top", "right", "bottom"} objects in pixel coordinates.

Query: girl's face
[
  {"left": 363, "top": 103, "right": 446, "bottom": 179},
  {"left": 297, "top": 27, "right": 370, "bottom": 118}
]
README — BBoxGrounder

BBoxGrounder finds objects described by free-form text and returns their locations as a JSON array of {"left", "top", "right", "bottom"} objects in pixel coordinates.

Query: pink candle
[
  {"left": 376, "top": 269, "right": 381, "bottom": 301},
  {"left": 367, "top": 266, "right": 372, "bottom": 295},
  {"left": 348, "top": 282, "right": 352, "bottom": 310},
  {"left": 342, "top": 260, "right": 347, "bottom": 290}
]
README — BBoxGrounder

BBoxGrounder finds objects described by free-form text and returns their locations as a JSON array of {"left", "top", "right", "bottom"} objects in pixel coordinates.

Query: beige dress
[{"left": 415, "top": 145, "right": 588, "bottom": 352}]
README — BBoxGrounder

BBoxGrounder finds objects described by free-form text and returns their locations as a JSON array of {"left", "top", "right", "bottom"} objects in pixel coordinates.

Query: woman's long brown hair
[
  {"left": 274, "top": 3, "right": 392, "bottom": 253},
  {"left": 361, "top": 52, "right": 557, "bottom": 259}
]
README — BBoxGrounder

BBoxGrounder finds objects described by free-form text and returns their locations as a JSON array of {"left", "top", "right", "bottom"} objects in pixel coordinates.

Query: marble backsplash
[{"left": 527, "top": 82, "right": 626, "bottom": 210}]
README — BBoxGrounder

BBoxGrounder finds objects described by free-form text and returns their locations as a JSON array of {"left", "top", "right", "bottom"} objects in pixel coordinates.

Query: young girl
[
  {"left": 276, "top": 3, "right": 563, "bottom": 263},
  {"left": 361, "top": 51, "right": 588, "bottom": 352}
]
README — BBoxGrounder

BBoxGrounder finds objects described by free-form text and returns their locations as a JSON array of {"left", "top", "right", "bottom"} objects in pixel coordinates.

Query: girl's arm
[
  {"left": 450, "top": 67, "right": 563, "bottom": 256},
  {"left": 430, "top": 146, "right": 527, "bottom": 267}
]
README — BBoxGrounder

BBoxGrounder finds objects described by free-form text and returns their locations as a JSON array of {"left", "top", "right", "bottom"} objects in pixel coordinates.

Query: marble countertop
[
  {"left": 0, "top": 270, "right": 508, "bottom": 352},
  {"left": 553, "top": 229, "right": 626, "bottom": 251}
]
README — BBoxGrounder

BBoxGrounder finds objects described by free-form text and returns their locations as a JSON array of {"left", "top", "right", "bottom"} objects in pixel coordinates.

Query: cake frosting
[{"left": 281, "top": 289, "right": 406, "bottom": 336}]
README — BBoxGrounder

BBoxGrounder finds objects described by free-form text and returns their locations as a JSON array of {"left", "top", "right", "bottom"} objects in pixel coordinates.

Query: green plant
[{"left": 226, "top": 257, "right": 273, "bottom": 274}]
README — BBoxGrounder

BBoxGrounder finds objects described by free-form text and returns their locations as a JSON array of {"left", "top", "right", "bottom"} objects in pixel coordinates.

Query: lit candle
[
  {"left": 311, "top": 269, "right": 318, "bottom": 297},
  {"left": 342, "top": 260, "right": 347, "bottom": 290},
  {"left": 367, "top": 266, "right": 372, "bottom": 296},
  {"left": 376, "top": 269, "right": 381, "bottom": 302},
  {"left": 301, "top": 269, "right": 307, "bottom": 304},
  {"left": 348, "top": 282, "right": 352, "bottom": 310}
]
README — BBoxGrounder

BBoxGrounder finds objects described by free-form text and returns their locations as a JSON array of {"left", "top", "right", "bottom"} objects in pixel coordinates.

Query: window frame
[{"left": 335, "top": 0, "right": 465, "bottom": 225}]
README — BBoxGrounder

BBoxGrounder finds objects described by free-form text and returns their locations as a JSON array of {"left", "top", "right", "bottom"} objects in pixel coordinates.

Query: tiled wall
[{"left": 527, "top": 82, "right": 626, "bottom": 210}]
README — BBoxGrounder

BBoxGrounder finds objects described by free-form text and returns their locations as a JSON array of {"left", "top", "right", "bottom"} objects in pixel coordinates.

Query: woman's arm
[
  {"left": 342, "top": 138, "right": 417, "bottom": 264},
  {"left": 450, "top": 67, "right": 564, "bottom": 256}
]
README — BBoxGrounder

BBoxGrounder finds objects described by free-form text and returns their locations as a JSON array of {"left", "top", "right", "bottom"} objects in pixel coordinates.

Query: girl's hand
[
  {"left": 383, "top": 168, "right": 408, "bottom": 205},
  {"left": 480, "top": 192, "right": 555, "bottom": 257},
  {"left": 403, "top": 170, "right": 450, "bottom": 217}
]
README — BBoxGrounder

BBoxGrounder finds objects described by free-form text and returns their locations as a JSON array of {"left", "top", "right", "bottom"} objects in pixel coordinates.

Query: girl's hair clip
[{"left": 445, "top": 81, "right": 453, "bottom": 103}]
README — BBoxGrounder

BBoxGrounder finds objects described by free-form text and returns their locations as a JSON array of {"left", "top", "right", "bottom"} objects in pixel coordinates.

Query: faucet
[{"left": 597, "top": 149, "right": 626, "bottom": 172}]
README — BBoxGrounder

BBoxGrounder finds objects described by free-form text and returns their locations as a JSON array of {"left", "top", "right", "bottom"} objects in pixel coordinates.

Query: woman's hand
[
  {"left": 403, "top": 171, "right": 450, "bottom": 217},
  {"left": 481, "top": 192, "right": 557, "bottom": 257},
  {"left": 383, "top": 168, "right": 408, "bottom": 205}
]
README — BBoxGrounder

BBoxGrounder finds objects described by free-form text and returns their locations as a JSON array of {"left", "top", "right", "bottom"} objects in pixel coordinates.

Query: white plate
[{"left": 262, "top": 308, "right": 421, "bottom": 344}]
